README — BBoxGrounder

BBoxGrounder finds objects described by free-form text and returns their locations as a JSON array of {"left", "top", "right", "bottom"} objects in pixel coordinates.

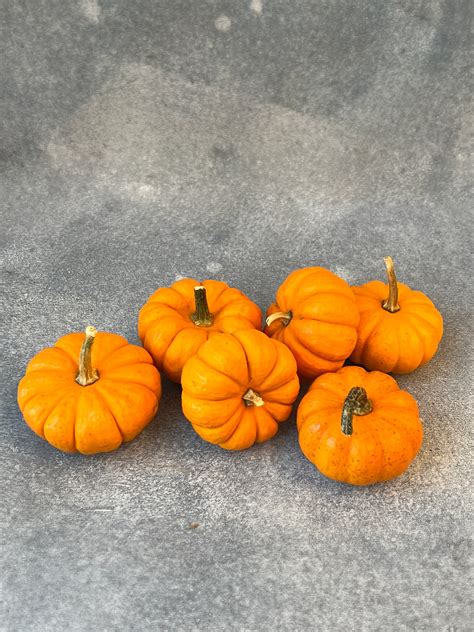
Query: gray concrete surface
[{"left": 1, "top": 1, "right": 472, "bottom": 630}]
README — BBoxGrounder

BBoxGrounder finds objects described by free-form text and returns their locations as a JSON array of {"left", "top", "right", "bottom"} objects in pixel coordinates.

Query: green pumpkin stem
[
  {"left": 76, "top": 326, "right": 100, "bottom": 386},
  {"left": 382, "top": 256, "right": 401, "bottom": 313},
  {"left": 341, "top": 387, "right": 373, "bottom": 436},
  {"left": 191, "top": 286, "right": 214, "bottom": 327}
]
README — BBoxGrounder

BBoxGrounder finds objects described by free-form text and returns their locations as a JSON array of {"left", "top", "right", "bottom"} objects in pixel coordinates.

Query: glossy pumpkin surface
[
  {"left": 265, "top": 267, "right": 360, "bottom": 379},
  {"left": 18, "top": 328, "right": 161, "bottom": 454},
  {"left": 139, "top": 279, "right": 262, "bottom": 382},
  {"left": 181, "top": 329, "right": 299, "bottom": 450},
  {"left": 350, "top": 258, "right": 443, "bottom": 373},
  {"left": 297, "top": 366, "right": 423, "bottom": 485}
]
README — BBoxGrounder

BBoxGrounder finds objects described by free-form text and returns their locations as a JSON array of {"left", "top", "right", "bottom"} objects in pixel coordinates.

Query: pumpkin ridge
[
  {"left": 213, "top": 315, "right": 260, "bottom": 331},
  {"left": 373, "top": 409, "right": 422, "bottom": 456},
  {"left": 97, "top": 376, "right": 160, "bottom": 398},
  {"left": 143, "top": 318, "right": 187, "bottom": 367},
  {"left": 57, "top": 335, "right": 129, "bottom": 365},
  {"left": 360, "top": 316, "right": 397, "bottom": 370},
  {"left": 290, "top": 320, "right": 356, "bottom": 362},
  {"left": 162, "top": 326, "right": 202, "bottom": 374},
  {"left": 170, "top": 280, "right": 199, "bottom": 302},
  {"left": 202, "top": 281, "right": 231, "bottom": 309},
  {"left": 319, "top": 421, "right": 351, "bottom": 473},
  {"left": 90, "top": 386, "right": 125, "bottom": 443},
  {"left": 196, "top": 347, "right": 245, "bottom": 388},
  {"left": 22, "top": 387, "right": 76, "bottom": 438},
  {"left": 357, "top": 311, "right": 385, "bottom": 348},
  {"left": 26, "top": 347, "right": 77, "bottom": 373},
  {"left": 43, "top": 391, "right": 79, "bottom": 452},
  {"left": 370, "top": 421, "right": 386, "bottom": 482},
  {"left": 18, "top": 378, "right": 74, "bottom": 410},
  {"left": 192, "top": 405, "right": 243, "bottom": 443},
  {"left": 293, "top": 311, "right": 358, "bottom": 329},
  {"left": 284, "top": 328, "right": 343, "bottom": 374},
  {"left": 372, "top": 416, "right": 409, "bottom": 479},
  {"left": 255, "top": 339, "right": 280, "bottom": 388},
  {"left": 404, "top": 311, "right": 441, "bottom": 337},
  {"left": 261, "top": 375, "right": 298, "bottom": 399},
  {"left": 298, "top": 405, "right": 341, "bottom": 432},
  {"left": 230, "top": 333, "right": 259, "bottom": 390},
  {"left": 219, "top": 408, "right": 257, "bottom": 450}
]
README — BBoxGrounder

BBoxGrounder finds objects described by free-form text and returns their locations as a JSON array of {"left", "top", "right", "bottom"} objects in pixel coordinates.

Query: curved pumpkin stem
[
  {"left": 341, "top": 387, "right": 373, "bottom": 436},
  {"left": 191, "top": 286, "right": 214, "bottom": 327},
  {"left": 382, "top": 256, "right": 401, "bottom": 313},
  {"left": 243, "top": 388, "right": 264, "bottom": 407},
  {"left": 266, "top": 311, "right": 292, "bottom": 327},
  {"left": 76, "top": 326, "right": 100, "bottom": 386}
]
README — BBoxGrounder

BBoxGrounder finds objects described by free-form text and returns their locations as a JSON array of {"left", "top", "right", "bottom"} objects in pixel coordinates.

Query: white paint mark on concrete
[
  {"left": 215, "top": 15, "right": 231, "bottom": 32},
  {"left": 250, "top": 0, "right": 263, "bottom": 16},
  {"left": 206, "top": 261, "right": 223, "bottom": 274},
  {"left": 175, "top": 274, "right": 186, "bottom": 281},
  {"left": 81, "top": 0, "right": 101, "bottom": 23},
  {"left": 123, "top": 182, "right": 160, "bottom": 200}
]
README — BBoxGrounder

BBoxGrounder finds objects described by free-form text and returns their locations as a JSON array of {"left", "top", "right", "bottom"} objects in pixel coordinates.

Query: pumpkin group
[
  {"left": 350, "top": 257, "right": 443, "bottom": 373},
  {"left": 17, "top": 327, "right": 161, "bottom": 454},
  {"left": 297, "top": 366, "right": 423, "bottom": 485},
  {"left": 265, "top": 267, "right": 360, "bottom": 379},
  {"left": 181, "top": 329, "right": 300, "bottom": 450},
  {"left": 138, "top": 278, "right": 262, "bottom": 382}
]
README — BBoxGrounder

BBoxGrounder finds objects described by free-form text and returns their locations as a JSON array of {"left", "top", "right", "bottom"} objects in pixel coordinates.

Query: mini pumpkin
[
  {"left": 138, "top": 279, "right": 262, "bottom": 382},
  {"left": 350, "top": 257, "right": 443, "bottom": 373},
  {"left": 265, "top": 267, "right": 360, "bottom": 380},
  {"left": 181, "top": 329, "right": 300, "bottom": 450},
  {"left": 297, "top": 366, "right": 423, "bottom": 485},
  {"left": 17, "top": 326, "right": 161, "bottom": 454}
]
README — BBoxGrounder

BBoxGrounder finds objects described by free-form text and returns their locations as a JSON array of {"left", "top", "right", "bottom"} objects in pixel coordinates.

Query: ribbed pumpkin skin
[
  {"left": 17, "top": 332, "right": 161, "bottom": 454},
  {"left": 350, "top": 281, "right": 443, "bottom": 373},
  {"left": 265, "top": 267, "right": 360, "bottom": 380},
  {"left": 181, "top": 330, "right": 300, "bottom": 450},
  {"left": 297, "top": 366, "right": 423, "bottom": 485},
  {"left": 138, "top": 278, "right": 262, "bottom": 382}
]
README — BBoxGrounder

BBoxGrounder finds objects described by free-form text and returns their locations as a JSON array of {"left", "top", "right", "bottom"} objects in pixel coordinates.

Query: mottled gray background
[{"left": 1, "top": 1, "right": 472, "bottom": 631}]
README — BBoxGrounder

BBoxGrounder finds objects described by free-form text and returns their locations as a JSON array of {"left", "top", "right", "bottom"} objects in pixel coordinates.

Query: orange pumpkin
[
  {"left": 17, "top": 326, "right": 161, "bottom": 454},
  {"left": 138, "top": 279, "right": 262, "bottom": 382},
  {"left": 265, "top": 267, "right": 360, "bottom": 380},
  {"left": 181, "top": 329, "right": 300, "bottom": 450},
  {"left": 350, "top": 257, "right": 443, "bottom": 373},
  {"left": 297, "top": 366, "right": 423, "bottom": 485}
]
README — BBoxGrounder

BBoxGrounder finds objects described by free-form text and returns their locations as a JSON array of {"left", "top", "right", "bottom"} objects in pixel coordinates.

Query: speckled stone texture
[{"left": 1, "top": 1, "right": 472, "bottom": 630}]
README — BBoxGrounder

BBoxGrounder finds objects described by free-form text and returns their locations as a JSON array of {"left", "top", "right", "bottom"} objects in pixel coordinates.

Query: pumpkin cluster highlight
[{"left": 17, "top": 258, "right": 443, "bottom": 486}]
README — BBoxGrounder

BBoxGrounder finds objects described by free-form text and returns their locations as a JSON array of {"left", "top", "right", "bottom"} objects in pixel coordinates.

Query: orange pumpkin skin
[
  {"left": 138, "top": 279, "right": 262, "bottom": 383},
  {"left": 17, "top": 330, "right": 161, "bottom": 454},
  {"left": 297, "top": 366, "right": 423, "bottom": 485},
  {"left": 350, "top": 281, "right": 443, "bottom": 373},
  {"left": 265, "top": 267, "right": 360, "bottom": 380},
  {"left": 181, "top": 329, "right": 300, "bottom": 450}
]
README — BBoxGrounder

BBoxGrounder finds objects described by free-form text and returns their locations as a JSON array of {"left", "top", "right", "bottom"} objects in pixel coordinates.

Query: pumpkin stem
[
  {"left": 382, "top": 256, "right": 401, "bottom": 313},
  {"left": 341, "top": 387, "right": 373, "bottom": 436},
  {"left": 266, "top": 311, "right": 292, "bottom": 327},
  {"left": 76, "top": 326, "right": 100, "bottom": 386},
  {"left": 191, "top": 286, "right": 214, "bottom": 327},
  {"left": 243, "top": 388, "right": 265, "bottom": 407}
]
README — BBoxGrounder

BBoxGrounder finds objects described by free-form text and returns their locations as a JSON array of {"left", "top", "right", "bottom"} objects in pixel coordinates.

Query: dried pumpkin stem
[
  {"left": 341, "top": 387, "right": 373, "bottom": 436},
  {"left": 76, "top": 326, "right": 100, "bottom": 386},
  {"left": 191, "top": 286, "right": 214, "bottom": 327},
  {"left": 243, "top": 388, "right": 265, "bottom": 407},
  {"left": 266, "top": 311, "right": 292, "bottom": 327},
  {"left": 382, "top": 256, "right": 401, "bottom": 313}
]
